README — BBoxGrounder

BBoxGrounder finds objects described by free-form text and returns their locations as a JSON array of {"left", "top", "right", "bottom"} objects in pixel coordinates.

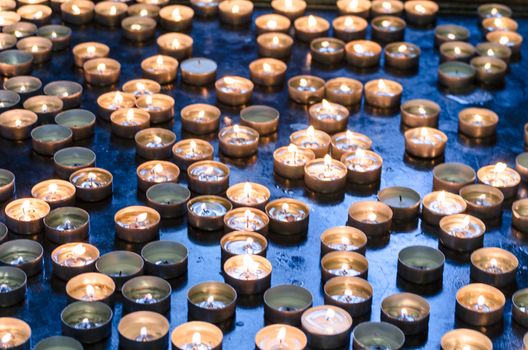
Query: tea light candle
[
  {"left": 34, "top": 336, "right": 83, "bottom": 350},
  {"left": 54, "top": 147, "right": 96, "bottom": 180},
  {"left": 110, "top": 108, "right": 150, "bottom": 139},
  {"left": 470, "top": 247, "right": 518, "bottom": 287},
  {"left": 290, "top": 126, "right": 331, "bottom": 158},
  {"left": 324, "top": 276, "right": 372, "bottom": 317},
  {"left": 257, "top": 32, "right": 293, "bottom": 58},
  {"left": 215, "top": 76, "right": 253, "bottom": 106},
  {"left": 255, "top": 14, "right": 290, "bottom": 34},
  {"left": 137, "top": 160, "right": 180, "bottom": 191},
  {"left": 433, "top": 163, "right": 475, "bottom": 193},
  {"left": 226, "top": 182, "right": 270, "bottom": 210},
  {"left": 16, "top": 36, "right": 52, "bottom": 64},
  {"left": 0, "top": 33, "right": 15, "bottom": 52},
  {"left": 371, "top": 0, "right": 403, "bottom": 17},
  {"left": 141, "top": 54, "right": 178, "bottom": 84},
  {"left": 43, "top": 206, "right": 90, "bottom": 243},
  {"left": 114, "top": 206, "right": 160, "bottom": 243},
  {"left": 455, "top": 283, "right": 505, "bottom": 326},
  {"left": 337, "top": 0, "right": 370, "bottom": 17},
  {"left": 330, "top": 130, "right": 372, "bottom": 160},
  {"left": 37, "top": 24, "right": 72, "bottom": 51},
  {"left": 364, "top": 79, "right": 403, "bottom": 109},
  {"left": 482, "top": 17, "right": 518, "bottom": 33},
  {"left": 83, "top": 58, "right": 121, "bottom": 87},
  {"left": 118, "top": 311, "right": 169, "bottom": 349},
  {"left": 320, "top": 226, "right": 367, "bottom": 255},
  {"left": 66, "top": 272, "right": 115, "bottom": 303},
  {"left": 54, "top": 109, "right": 95, "bottom": 141},
  {"left": 122, "top": 276, "right": 171, "bottom": 314},
  {"left": 439, "top": 41, "right": 476, "bottom": 62},
  {"left": 249, "top": 58, "right": 287, "bottom": 87},
  {"left": 0, "top": 49, "right": 32, "bottom": 77},
  {"left": 61, "top": 301, "right": 113, "bottom": 344},
  {"left": 397, "top": 246, "right": 444, "bottom": 284},
  {"left": 404, "top": 0, "right": 438, "bottom": 26},
  {"left": 310, "top": 37, "right": 345, "bottom": 65},
  {"left": 190, "top": 0, "right": 219, "bottom": 17},
  {"left": 171, "top": 321, "right": 223, "bottom": 350},
  {"left": 224, "top": 207, "right": 269, "bottom": 234},
  {"left": 265, "top": 198, "right": 309, "bottom": 235},
  {"left": 61, "top": 0, "right": 94, "bottom": 25},
  {"left": 0, "top": 109, "right": 37, "bottom": 141},
  {"left": 384, "top": 42, "right": 420, "bottom": 70},
  {"left": 129, "top": 4, "right": 160, "bottom": 19},
  {"left": 352, "top": 322, "right": 405, "bottom": 350},
  {"left": 187, "top": 195, "right": 232, "bottom": 231},
  {"left": 121, "top": 16, "right": 157, "bottom": 42},
  {"left": 218, "top": 0, "right": 253, "bottom": 26},
  {"left": 4, "top": 75, "right": 42, "bottom": 101},
  {"left": 180, "top": 57, "right": 217, "bottom": 86},
  {"left": 513, "top": 198, "right": 528, "bottom": 234},
  {"left": 458, "top": 107, "right": 498, "bottom": 138},
  {"left": 44, "top": 81, "right": 83, "bottom": 110},
  {"left": 97, "top": 91, "right": 135, "bottom": 121},
  {"left": 304, "top": 155, "right": 347, "bottom": 193},
  {"left": 287, "top": 75, "right": 325, "bottom": 104},
  {"left": 159, "top": 4, "right": 194, "bottom": 31},
  {"left": 477, "top": 162, "right": 520, "bottom": 198},
  {"left": 513, "top": 289, "right": 528, "bottom": 328},
  {"left": 441, "top": 329, "right": 492, "bottom": 350},
  {"left": 0, "top": 318, "right": 30, "bottom": 349},
  {"left": 181, "top": 103, "right": 221, "bottom": 135},
  {"left": 478, "top": 3, "right": 512, "bottom": 19},
  {"left": 371, "top": 16, "right": 406, "bottom": 43},
  {"left": 377, "top": 186, "right": 420, "bottom": 222},
  {"left": 221, "top": 230, "right": 267, "bottom": 264},
  {"left": 0, "top": 169, "right": 14, "bottom": 202},
  {"left": 435, "top": 24, "right": 470, "bottom": 46},
  {"left": 308, "top": 99, "right": 349, "bottom": 135},
  {"left": 324, "top": 78, "right": 362, "bottom": 108},
  {"left": 0, "top": 11, "right": 20, "bottom": 27},
  {"left": 459, "top": 184, "right": 504, "bottom": 220},
  {"left": 223, "top": 254, "right": 272, "bottom": 294},
  {"left": 332, "top": 15, "right": 367, "bottom": 42},
  {"left": 380, "top": 293, "right": 430, "bottom": 335},
  {"left": 141, "top": 240, "right": 188, "bottom": 279},
  {"left": 146, "top": 183, "right": 190, "bottom": 219},
  {"left": 273, "top": 144, "right": 315, "bottom": 180},
  {"left": 400, "top": 99, "right": 440, "bottom": 128},
  {"left": 0, "top": 239, "right": 43, "bottom": 276},
  {"left": 439, "top": 214, "right": 485, "bottom": 252},
  {"left": 51, "top": 243, "right": 99, "bottom": 281},
  {"left": 4, "top": 22, "right": 37, "bottom": 39},
  {"left": 94, "top": 1, "right": 127, "bottom": 27},
  {"left": 294, "top": 14, "right": 329, "bottom": 42},
  {"left": 476, "top": 42, "right": 512, "bottom": 63},
  {"left": 301, "top": 305, "right": 352, "bottom": 349},
  {"left": 470, "top": 56, "right": 507, "bottom": 85},
  {"left": 72, "top": 42, "right": 109, "bottom": 68},
  {"left": 321, "top": 251, "right": 368, "bottom": 282},
  {"left": 488, "top": 31, "right": 524, "bottom": 55},
  {"left": 135, "top": 94, "right": 174, "bottom": 124},
  {"left": 271, "top": 0, "right": 306, "bottom": 19},
  {"left": 422, "top": 191, "right": 466, "bottom": 226},
  {"left": 17, "top": 4, "right": 52, "bottom": 26},
  {"left": 172, "top": 139, "right": 213, "bottom": 170},
  {"left": 4, "top": 198, "right": 49, "bottom": 234},
  {"left": 218, "top": 124, "right": 259, "bottom": 158},
  {"left": 24, "top": 95, "right": 63, "bottom": 123},
  {"left": 122, "top": 79, "right": 161, "bottom": 97},
  {"left": 0, "top": 266, "right": 26, "bottom": 307},
  {"left": 187, "top": 160, "right": 230, "bottom": 195},
  {"left": 96, "top": 251, "right": 144, "bottom": 290},
  {"left": 135, "top": 127, "right": 177, "bottom": 160},
  {"left": 240, "top": 105, "right": 279, "bottom": 136},
  {"left": 187, "top": 281, "right": 237, "bottom": 323},
  {"left": 347, "top": 201, "right": 392, "bottom": 237},
  {"left": 69, "top": 167, "right": 113, "bottom": 202},
  {"left": 404, "top": 127, "right": 448, "bottom": 159},
  {"left": 31, "top": 179, "right": 75, "bottom": 207},
  {"left": 341, "top": 149, "right": 383, "bottom": 185},
  {"left": 255, "top": 324, "right": 307, "bottom": 350},
  {"left": 262, "top": 285, "right": 311, "bottom": 326}
]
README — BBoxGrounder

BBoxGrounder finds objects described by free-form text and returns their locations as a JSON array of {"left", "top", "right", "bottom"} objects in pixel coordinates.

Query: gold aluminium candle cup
[
  {"left": 336, "top": 0, "right": 371, "bottom": 17},
  {"left": 60, "top": 0, "right": 94, "bottom": 25},
  {"left": 458, "top": 107, "right": 498, "bottom": 138},
  {"left": 96, "top": 251, "right": 144, "bottom": 291},
  {"left": 122, "top": 79, "right": 161, "bottom": 97},
  {"left": 384, "top": 42, "right": 421, "bottom": 70},
  {"left": 304, "top": 157, "right": 347, "bottom": 194},
  {"left": 320, "top": 226, "right": 367, "bottom": 256},
  {"left": 0, "top": 239, "right": 43, "bottom": 276},
  {"left": 439, "top": 41, "right": 476, "bottom": 62},
  {"left": 380, "top": 293, "right": 430, "bottom": 335},
  {"left": 16, "top": 36, "right": 52, "bottom": 64},
  {"left": 255, "top": 13, "right": 290, "bottom": 35},
  {"left": 422, "top": 191, "right": 467, "bottom": 226},
  {"left": 190, "top": 0, "right": 219, "bottom": 17},
  {"left": 44, "top": 206, "right": 90, "bottom": 243},
  {"left": 31, "top": 179, "right": 76, "bottom": 207},
  {"left": 515, "top": 152, "right": 528, "bottom": 181},
  {"left": 440, "top": 328, "right": 492, "bottom": 350},
  {"left": 291, "top": 128, "right": 331, "bottom": 156},
  {"left": 181, "top": 103, "right": 220, "bottom": 135},
  {"left": 187, "top": 195, "right": 232, "bottom": 231},
  {"left": 171, "top": 321, "right": 222, "bottom": 350},
  {"left": 226, "top": 182, "right": 270, "bottom": 210},
  {"left": 434, "top": 24, "right": 470, "bottom": 46},
  {"left": 218, "top": 0, "right": 253, "bottom": 26},
  {"left": 146, "top": 183, "right": 190, "bottom": 218},
  {"left": 55, "top": 109, "right": 95, "bottom": 141},
  {"left": 180, "top": 57, "right": 217, "bottom": 86},
  {"left": 476, "top": 42, "right": 511, "bottom": 64},
  {"left": 345, "top": 40, "right": 382, "bottom": 68},
  {"left": 69, "top": 167, "right": 113, "bottom": 202},
  {"left": 187, "top": 280, "right": 237, "bottom": 324},
  {"left": 486, "top": 30, "right": 523, "bottom": 55},
  {"left": 223, "top": 254, "right": 272, "bottom": 295},
  {"left": 438, "top": 214, "right": 485, "bottom": 252},
  {"left": 135, "top": 127, "right": 177, "bottom": 160},
  {"left": 371, "top": 15, "right": 406, "bottom": 43},
  {"left": 3, "top": 75, "right": 41, "bottom": 101},
  {"left": 404, "top": 0, "right": 438, "bottom": 27},
  {"left": 353, "top": 322, "right": 405, "bottom": 350},
  {"left": 249, "top": 58, "right": 287, "bottom": 87},
  {"left": 331, "top": 131, "right": 372, "bottom": 160},
  {"left": 172, "top": 138, "right": 214, "bottom": 170},
  {"left": 256, "top": 32, "right": 294, "bottom": 58},
  {"left": 31, "top": 124, "right": 73, "bottom": 156},
  {"left": 141, "top": 240, "right": 188, "bottom": 279},
  {"left": 293, "top": 15, "right": 329, "bottom": 42},
  {"left": 477, "top": 164, "right": 520, "bottom": 199},
  {"left": 51, "top": 243, "right": 99, "bottom": 281},
  {"left": 135, "top": 94, "right": 174, "bottom": 123},
  {"left": 220, "top": 230, "right": 268, "bottom": 265},
  {"left": 24, "top": 95, "right": 63, "bottom": 123},
  {"left": 332, "top": 15, "right": 368, "bottom": 42},
  {"left": 5, "top": 198, "right": 49, "bottom": 234},
  {"left": 263, "top": 284, "right": 312, "bottom": 326},
  {"left": 364, "top": 79, "right": 403, "bottom": 109},
  {"left": 470, "top": 247, "right": 518, "bottom": 287},
  {"left": 455, "top": 283, "right": 505, "bottom": 326},
  {"left": 308, "top": 100, "right": 349, "bottom": 134},
  {"left": 0, "top": 266, "right": 26, "bottom": 307},
  {"left": 118, "top": 311, "right": 169, "bottom": 350},
  {"left": 3, "top": 22, "right": 37, "bottom": 39},
  {"left": 310, "top": 37, "right": 345, "bottom": 65},
  {"left": 478, "top": 3, "right": 512, "bottom": 20},
  {"left": 301, "top": 305, "right": 352, "bottom": 349},
  {"left": 0, "top": 318, "right": 30, "bottom": 349},
  {"left": 0, "top": 168, "right": 14, "bottom": 202},
  {"left": 255, "top": 324, "right": 307, "bottom": 350},
  {"left": 0, "top": 11, "right": 19, "bottom": 28},
  {"left": 110, "top": 108, "right": 150, "bottom": 139},
  {"left": 187, "top": 160, "right": 230, "bottom": 195},
  {"left": 404, "top": 127, "right": 448, "bottom": 159},
  {"left": 37, "top": 24, "right": 72, "bottom": 52},
  {"left": 347, "top": 201, "right": 393, "bottom": 237},
  {"left": 470, "top": 56, "right": 508, "bottom": 85},
  {"left": 66, "top": 272, "right": 115, "bottom": 304},
  {"left": 121, "top": 16, "right": 157, "bottom": 42},
  {"left": 218, "top": 125, "right": 259, "bottom": 158},
  {"left": 273, "top": 146, "right": 315, "bottom": 180},
  {"left": 121, "top": 275, "right": 171, "bottom": 314},
  {"left": 459, "top": 184, "right": 503, "bottom": 220},
  {"left": 223, "top": 207, "right": 269, "bottom": 234},
  {"left": 371, "top": 0, "right": 403, "bottom": 17},
  {"left": 513, "top": 289, "right": 528, "bottom": 328},
  {"left": 378, "top": 186, "right": 421, "bottom": 222},
  {"left": 321, "top": 250, "right": 368, "bottom": 282},
  {"left": 397, "top": 245, "right": 444, "bottom": 284},
  {"left": 271, "top": 0, "right": 306, "bottom": 19},
  {"left": 83, "top": 58, "right": 121, "bottom": 86},
  {"left": 54, "top": 147, "right": 96, "bottom": 180},
  {"left": 0, "top": 109, "right": 37, "bottom": 140},
  {"left": 141, "top": 55, "right": 178, "bottom": 84},
  {"left": 94, "top": 1, "right": 128, "bottom": 27},
  {"left": 287, "top": 75, "right": 325, "bottom": 104},
  {"left": 341, "top": 150, "right": 382, "bottom": 185},
  {"left": 437, "top": 61, "right": 476, "bottom": 89},
  {"left": 0, "top": 89, "right": 20, "bottom": 112},
  {"left": 17, "top": 4, "right": 52, "bottom": 26},
  {"left": 400, "top": 99, "right": 440, "bottom": 128},
  {"left": 34, "top": 336, "right": 83, "bottom": 350},
  {"left": 215, "top": 76, "right": 254, "bottom": 106},
  {"left": 72, "top": 42, "right": 109, "bottom": 68},
  {"left": 512, "top": 198, "right": 528, "bottom": 234},
  {"left": 323, "top": 276, "right": 372, "bottom": 317},
  {"left": 433, "top": 162, "right": 476, "bottom": 193},
  {"left": 265, "top": 198, "right": 309, "bottom": 235},
  {"left": 114, "top": 205, "right": 160, "bottom": 243},
  {"left": 157, "top": 32, "right": 193, "bottom": 60},
  {"left": 61, "top": 301, "right": 112, "bottom": 344},
  {"left": 159, "top": 4, "right": 194, "bottom": 31},
  {"left": 325, "top": 78, "right": 363, "bottom": 106},
  {"left": 240, "top": 105, "right": 279, "bottom": 136}
]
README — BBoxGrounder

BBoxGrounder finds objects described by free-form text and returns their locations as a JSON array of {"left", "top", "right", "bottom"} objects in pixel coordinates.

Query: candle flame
[
  {"left": 490, "top": 8, "right": 498, "bottom": 15},
  {"left": 109, "top": 6, "right": 117, "bottom": 15},
  {"left": 153, "top": 163, "right": 164, "bottom": 174},
  {"left": 126, "top": 109, "right": 135, "bottom": 122},
  {"left": 348, "top": 0, "right": 358, "bottom": 10},
  {"left": 381, "top": 20, "right": 391, "bottom": 28},
  {"left": 339, "top": 84, "right": 350, "bottom": 92},
  {"left": 414, "top": 4, "right": 426, "bottom": 13},
  {"left": 243, "top": 182, "right": 252, "bottom": 195},
  {"left": 477, "top": 295, "right": 485, "bottom": 307},
  {"left": 207, "top": 295, "right": 214, "bottom": 303},
  {"left": 198, "top": 110, "right": 205, "bottom": 119},
  {"left": 341, "top": 236, "right": 350, "bottom": 245},
  {"left": 145, "top": 94, "right": 153, "bottom": 106},
  {"left": 140, "top": 9, "right": 148, "bottom": 16},
  {"left": 367, "top": 212, "right": 377, "bottom": 222},
  {"left": 345, "top": 130, "right": 354, "bottom": 142},
  {"left": 453, "top": 46, "right": 462, "bottom": 55},
  {"left": 231, "top": 4, "right": 239, "bottom": 13},
  {"left": 97, "top": 63, "right": 106, "bottom": 74},
  {"left": 344, "top": 16, "right": 353, "bottom": 27},
  {"left": 490, "top": 258, "right": 498, "bottom": 268},
  {"left": 31, "top": 45, "right": 39, "bottom": 53},
  {"left": 494, "top": 18, "right": 502, "bottom": 27},
  {"left": 73, "top": 243, "right": 86, "bottom": 256},
  {"left": 377, "top": 79, "right": 386, "bottom": 90},
  {"left": 72, "top": 4, "right": 81, "bottom": 14},
  {"left": 288, "top": 143, "right": 297, "bottom": 153},
  {"left": 136, "top": 212, "right": 148, "bottom": 222},
  {"left": 344, "top": 289, "right": 352, "bottom": 296},
  {"left": 51, "top": 31, "right": 57, "bottom": 39},
  {"left": 21, "top": 200, "right": 31, "bottom": 213},
  {"left": 474, "top": 114, "right": 483, "bottom": 123},
  {"left": 156, "top": 55, "right": 164, "bottom": 66},
  {"left": 307, "top": 15, "right": 317, "bottom": 28},
  {"left": 355, "top": 148, "right": 366, "bottom": 158},
  {"left": 243, "top": 253, "right": 257, "bottom": 273},
  {"left": 88, "top": 172, "right": 97, "bottom": 181},
  {"left": 284, "top": 0, "right": 292, "bottom": 8},
  {"left": 462, "top": 215, "right": 470, "bottom": 228},
  {"left": 438, "top": 190, "right": 446, "bottom": 202},
  {"left": 87, "top": 45, "right": 96, "bottom": 56},
  {"left": 325, "top": 308, "right": 335, "bottom": 320},
  {"left": 499, "top": 36, "right": 509, "bottom": 45},
  {"left": 190, "top": 139, "right": 197, "bottom": 150},
  {"left": 48, "top": 183, "right": 58, "bottom": 194},
  {"left": 321, "top": 99, "right": 332, "bottom": 110},
  {"left": 171, "top": 38, "right": 180, "bottom": 49},
  {"left": 192, "top": 332, "right": 201, "bottom": 344},
  {"left": 153, "top": 135, "right": 162, "bottom": 144},
  {"left": 1, "top": 333, "right": 11, "bottom": 344},
  {"left": 262, "top": 62, "right": 272, "bottom": 73},
  {"left": 398, "top": 44, "right": 407, "bottom": 53},
  {"left": 224, "top": 77, "right": 236, "bottom": 85},
  {"left": 447, "top": 33, "right": 456, "bottom": 40},
  {"left": 86, "top": 284, "right": 95, "bottom": 298},
  {"left": 33, "top": 10, "right": 43, "bottom": 19},
  {"left": 272, "top": 36, "right": 280, "bottom": 45},
  {"left": 267, "top": 19, "right": 277, "bottom": 29},
  {"left": 494, "top": 162, "right": 507, "bottom": 173},
  {"left": 140, "top": 327, "right": 148, "bottom": 337},
  {"left": 281, "top": 202, "right": 289, "bottom": 211},
  {"left": 487, "top": 48, "right": 495, "bottom": 56},
  {"left": 244, "top": 209, "right": 255, "bottom": 222},
  {"left": 131, "top": 24, "right": 142, "bottom": 31},
  {"left": 15, "top": 119, "right": 21, "bottom": 127},
  {"left": 307, "top": 125, "right": 315, "bottom": 138},
  {"left": 171, "top": 7, "right": 182, "bottom": 20},
  {"left": 321, "top": 40, "right": 330, "bottom": 48},
  {"left": 381, "top": 1, "right": 391, "bottom": 10},
  {"left": 41, "top": 104, "right": 48, "bottom": 113},
  {"left": 484, "top": 62, "right": 492, "bottom": 70},
  {"left": 401, "top": 308, "right": 408, "bottom": 317},
  {"left": 277, "top": 327, "right": 287, "bottom": 343},
  {"left": 113, "top": 91, "right": 123, "bottom": 105},
  {"left": 299, "top": 78, "right": 308, "bottom": 87},
  {"left": 324, "top": 154, "right": 332, "bottom": 168}
]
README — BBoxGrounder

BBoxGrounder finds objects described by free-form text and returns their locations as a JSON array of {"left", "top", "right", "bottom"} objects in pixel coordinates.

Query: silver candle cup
[
  {"left": 95, "top": 251, "right": 144, "bottom": 291},
  {"left": 61, "top": 301, "right": 113, "bottom": 344},
  {"left": 122, "top": 275, "right": 172, "bottom": 314},
  {"left": 187, "top": 281, "right": 237, "bottom": 324},
  {"left": 264, "top": 284, "right": 312, "bottom": 326},
  {"left": 0, "top": 239, "right": 43, "bottom": 276},
  {"left": 141, "top": 240, "right": 188, "bottom": 280}
]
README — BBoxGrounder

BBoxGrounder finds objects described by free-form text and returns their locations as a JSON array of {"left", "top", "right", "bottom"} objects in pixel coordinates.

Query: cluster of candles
[{"left": 0, "top": 0, "right": 525, "bottom": 349}]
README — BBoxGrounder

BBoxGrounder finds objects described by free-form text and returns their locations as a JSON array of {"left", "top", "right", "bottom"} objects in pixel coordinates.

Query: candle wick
[{"left": 399, "top": 195, "right": 402, "bottom": 202}]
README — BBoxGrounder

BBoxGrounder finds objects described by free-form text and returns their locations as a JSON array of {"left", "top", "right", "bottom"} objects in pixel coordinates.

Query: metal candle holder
[
  {"left": 61, "top": 301, "right": 113, "bottom": 344},
  {"left": 0, "top": 266, "right": 26, "bottom": 307},
  {"left": 324, "top": 276, "right": 373, "bottom": 317},
  {"left": 141, "top": 240, "right": 188, "bottom": 280},
  {"left": 118, "top": 311, "right": 169, "bottom": 350},
  {"left": 397, "top": 245, "right": 445, "bottom": 284},
  {"left": 122, "top": 275, "right": 171, "bottom": 314},
  {"left": 0, "top": 239, "right": 43, "bottom": 276},
  {"left": 187, "top": 281, "right": 237, "bottom": 323},
  {"left": 380, "top": 293, "right": 430, "bottom": 335},
  {"left": 53, "top": 147, "right": 96, "bottom": 180},
  {"left": 95, "top": 251, "right": 144, "bottom": 291},
  {"left": 263, "top": 284, "right": 313, "bottom": 326}
]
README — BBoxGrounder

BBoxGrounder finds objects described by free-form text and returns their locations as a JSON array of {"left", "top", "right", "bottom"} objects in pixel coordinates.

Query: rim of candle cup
[
  {"left": 470, "top": 247, "right": 518, "bottom": 286},
  {"left": 61, "top": 301, "right": 113, "bottom": 344},
  {"left": 345, "top": 41, "right": 383, "bottom": 68},
  {"left": 34, "top": 336, "right": 83, "bottom": 350},
  {"left": 157, "top": 32, "right": 193, "bottom": 52},
  {"left": 3, "top": 22, "right": 38, "bottom": 38},
  {"left": 0, "top": 317, "right": 31, "bottom": 347},
  {"left": 4, "top": 75, "right": 41, "bottom": 94},
  {"left": 0, "top": 266, "right": 26, "bottom": 305},
  {"left": 0, "top": 11, "right": 20, "bottom": 26},
  {"left": 433, "top": 162, "right": 476, "bottom": 193},
  {"left": 128, "top": 3, "right": 160, "bottom": 18},
  {"left": 347, "top": 200, "right": 393, "bottom": 236},
  {"left": 55, "top": 109, "right": 96, "bottom": 139},
  {"left": 400, "top": 99, "right": 440, "bottom": 127},
  {"left": 377, "top": 186, "right": 421, "bottom": 222},
  {"left": 438, "top": 214, "right": 486, "bottom": 252},
  {"left": 54, "top": 147, "right": 96, "bottom": 178},
  {"left": 512, "top": 198, "right": 528, "bottom": 233},
  {"left": 31, "top": 179, "right": 76, "bottom": 206},
  {"left": 341, "top": 149, "right": 383, "bottom": 185},
  {"left": 220, "top": 230, "right": 268, "bottom": 263},
  {"left": 458, "top": 107, "right": 499, "bottom": 138},
  {"left": 270, "top": 0, "right": 307, "bottom": 17},
  {"left": 110, "top": 108, "right": 150, "bottom": 139},
  {"left": 365, "top": 79, "right": 403, "bottom": 109},
  {"left": 293, "top": 14, "right": 329, "bottom": 37},
  {"left": 486, "top": 30, "right": 523, "bottom": 52},
  {"left": 423, "top": 191, "right": 467, "bottom": 219},
  {"left": 66, "top": 272, "right": 116, "bottom": 303},
  {"left": 273, "top": 144, "right": 315, "bottom": 179},
  {"left": 223, "top": 207, "right": 269, "bottom": 234},
  {"left": 96, "top": 251, "right": 144, "bottom": 288},
  {"left": 69, "top": 167, "right": 113, "bottom": 202},
  {"left": 24, "top": 95, "right": 63, "bottom": 117},
  {"left": 456, "top": 283, "right": 506, "bottom": 311},
  {"left": 146, "top": 183, "right": 190, "bottom": 218},
  {"left": 94, "top": 1, "right": 128, "bottom": 15},
  {"left": 478, "top": 3, "right": 512, "bottom": 19},
  {"left": 256, "top": 32, "right": 294, "bottom": 57},
  {"left": 398, "top": 245, "right": 444, "bottom": 283},
  {"left": 43, "top": 206, "right": 90, "bottom": 243},
  {"left": 290, "top": 127, "right": 331, "bottom": 157},
  {"left": 171, "top": 321, "right": 223, "bottom": 350},
  {"left": 51, "top": 243, "right": 99, "bottom": 266},
  {"left": 121, "top": 275, "right": 172, "bottom": 313},
  {"left": 476, "top": 42, "right": 512, "bottom": 62},
  {"left": 435, "top": 24, "right": 470, "bottom": 43},
  {"left": 255, "top": 13, "right": 291, "bottom": 33},
  {"left": 321, "top": 250, "right": 368, "bottom": 281},
  {"left": 459, "top": 183, "right": 504, "bottom": 218},
  {"left": 482, "top": 17, "right": 518, "bottom": 33},
  {"left": 404, "top": 0, "right": 439, "bottom": 14},
  {"left": 139, "top": 0, "right": 169, "bottom": 6},
  {"left": 371, "top": 0, "right": 404, "bottom": 14},
  {"left": 0, "top": 239, "right": 43, "bottom": 274},
  {"left": 17, "top": 4, "right": 51, "bottom": 22},
  {"left": 159, "top": 4, "right": 194, "bottom": 25},
  {"left": 330, "top": 130, "right": 372, "bottom": 159},
  {"left": 384, "top": 42, "right": 420, "bottom": 69},
  {"left": 323, "top": 276, "right": 372, "bottom": 317},
  {"left": 381, "top": 292, "right": 430, "bottom": 335},
  {"left": 310, "top": 36, "right": 346, "bottom": 58},
  {"left": 187, "top": 280, "right": 237, "bottom": 322},
  {"left": 440, "top": 328, "right": 492, "bottom": 350},
  {"left": 455, "top": 283, "right": 505, "bottom": 326},
  {"left": 304, "top": 157, "right": 347, "bottom": 193},
  {"left": 320, "top": 226, "right": 368, "bottom": 255},
  {"left": 118, "top": 310, "right": 169, "bottom": 344},
  {"left": 122, "top": 79, "right": 161, "bottom": 96},
  {"left": 512, "top": 288, "right": 528, "bottom": 328},
  {"left": 262, "top": 284, "right": 312, "bottom": 325},
  {"left": 114, "top": 205, "right": 161, "bottom": 243},
  {"left": 249, "top": 57, "right": 287, "bottom": 86},
  {"left": 226, "top": 182, "right": 270, "bottom": 208},
  {"left": 353, "top": 322, "right": 405, "bottom": 350},
  {"left": 288, "top": 74, "right": 325, "bottom": 90},
  {"left": 141, "top": 240, "right": 188, "bottom": 279},
  {"left": 308, "top": 99, "right": 349, "bottom": 135},
  {"left": 265, "top": 198, "right": 309, "bottom": 235}
]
